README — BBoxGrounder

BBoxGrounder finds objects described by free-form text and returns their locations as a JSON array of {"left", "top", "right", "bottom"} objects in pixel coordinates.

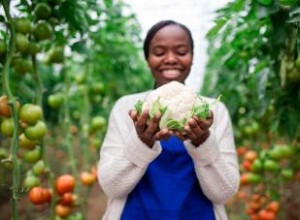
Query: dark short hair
[{"left": 143, "top": 20, "right": 194, "bottom": 60}]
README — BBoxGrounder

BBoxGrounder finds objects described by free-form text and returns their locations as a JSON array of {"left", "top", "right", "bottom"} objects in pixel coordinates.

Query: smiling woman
[
  {"left": 145, "top": 21, "right": 193, "bottom": 87},
  {"left": 97, "top": 20, "right": 239, "bottom": 220},
  {"left": 124, "top": 0, "right": 229, "bottom": 91}
]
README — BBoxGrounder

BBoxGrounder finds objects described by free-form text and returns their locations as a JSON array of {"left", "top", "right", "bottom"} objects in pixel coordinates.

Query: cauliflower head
[{"left": 134, "top": 81, "right": 213, "bottom": 131}]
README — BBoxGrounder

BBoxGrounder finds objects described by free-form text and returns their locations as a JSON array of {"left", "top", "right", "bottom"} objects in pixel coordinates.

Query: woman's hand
[
  {"left": 176, "top": 111, "right": 214, "bottom": 146},
  {"left": 129, "top": 110, "right": 172, "bottom": 148}
]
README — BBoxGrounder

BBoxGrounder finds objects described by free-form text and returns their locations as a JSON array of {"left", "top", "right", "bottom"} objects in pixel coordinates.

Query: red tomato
[
  {"left": 28, "top": 187, "right": 51, "bottom": 205},
  {"left": 266, "top": 200, "right": 280, "bottom": 214},
  {"left": 55, "top": 174, "right": 75, "bottom": 195},
  {"left": 59, "top": 192, "right": 75, "bottom": 206}
]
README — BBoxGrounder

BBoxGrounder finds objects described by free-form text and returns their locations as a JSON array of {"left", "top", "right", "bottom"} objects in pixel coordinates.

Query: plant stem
[{"left": 1, "top": 0, "right": 20, "bottom": 219}]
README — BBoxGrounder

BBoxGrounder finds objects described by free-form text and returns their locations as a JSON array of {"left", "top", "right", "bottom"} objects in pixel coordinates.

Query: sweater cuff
[
  {"left": 184, "top": 130, "right": 219, "bottom": 166},
  {"left": 123, "top": 129, "right": 162, "bottom": 168}
]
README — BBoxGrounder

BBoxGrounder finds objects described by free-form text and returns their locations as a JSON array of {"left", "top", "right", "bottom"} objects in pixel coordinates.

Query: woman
[{"left": 97, "top": 20, "right": 240, "bottom": 220}]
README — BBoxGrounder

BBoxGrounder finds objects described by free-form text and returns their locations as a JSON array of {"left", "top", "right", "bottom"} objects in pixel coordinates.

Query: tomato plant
[
  {"left": 0, "top": 0, "right": 152, "bottom": 219},
  {"left": 204, "top": 0, "right": 300, "bottom": 218}
]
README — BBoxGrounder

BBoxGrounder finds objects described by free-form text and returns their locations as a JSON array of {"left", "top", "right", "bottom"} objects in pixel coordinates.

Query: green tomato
[
  {"left": 48, "top": 93, "right": 64, "bottom": 108},
  {"left": 246, "top": 173, "right": 262, "bottom": 184},
  {"left": 19, "top": 104, "right": 43, "bottom": 125},
  {"left": 14, "top": 17, "right": 32, "bottom": 34},
  {"left": 91, "top": 82, "right": 105, "bottom": 94},
  {"left": 45, "top": 46, "right": 64, "bottom": 64},
  {"left": 16, "top": 33, "right": 29, "bottom": 53},
  {"left": 34, "top": 3, "right": 52, "bottom": 20},
  {"left": 24, "top": 120, "right": 47, "bottom": 140},
  {"left": 0, "top": 148, "right": 9, "bottom": 159},
  {"left": 251, "top": 159, "right": 264, "bottom": 173},
  {"left": 12, "top": 58, "right": 33, "bottom": 74},
  {"left": 0, "top": 39, "right": 6, "bottom": 55},
  {"left": 33, "top": 21, "right": 53, "bottom": 41},
  {"left": 295, "top": 57, "right": 300, "bottom": 69},
  {"left": 91, "top": 116, "right": 106, "bottom": 130},
  {"left": 23, "top": 175, "right": 41, "bottom": 189},
  {"left": 33, "top": 160, "right": 46, "bottom": 176},
  {"left": 264, "top": 159, "right": 280, "bottom": 172},
  {"left": 23, "top": 146, "right": 42, "bottom": 163},
  {"left": 257, "top": 0, "right": 273, "bottom": 6},
  {"left": 268, "top": 147, "right": 283, "bottom": 161},
  {"left": 1, "top": 118, "right": 14, "bottom": 137},
  {"left": 278, "top": 145, "right": 296, "bottom": 159},
  {"left": 279, "top": 0, "right": 297, "bottom": 6},
  {"left": 27, "top": 42, "right": 41, "bottom": 55},
  {"left": 280, "top": 168, "right": 294, "bottom": 181}
]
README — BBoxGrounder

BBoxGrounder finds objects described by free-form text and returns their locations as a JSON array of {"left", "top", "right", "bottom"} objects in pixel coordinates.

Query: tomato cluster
[
  {"left": 54, "top": 174, "right": 76, "bottom": 218},
  {"left": 234, "top": 142, "right": 300, "bottom": 219},
  {"left": 245, "top": 194, "right": 280, "bottom": 220},
  {"left": 238, "top": 144, "right": 298, "bottom": 186}
]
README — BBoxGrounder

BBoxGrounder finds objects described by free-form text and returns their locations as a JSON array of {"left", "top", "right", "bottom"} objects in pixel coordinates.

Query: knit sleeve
[
  {"left": 184, "top": 101, "right": 240, "bottom": 204},
  {"left": 97, "top": 96, "right": 162, "bottom": 199}
]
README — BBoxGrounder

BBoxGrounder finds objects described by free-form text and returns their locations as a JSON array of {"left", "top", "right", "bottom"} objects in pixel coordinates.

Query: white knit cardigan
[{"left": 97, "top": 91, "right": 240, "bottom": 220}]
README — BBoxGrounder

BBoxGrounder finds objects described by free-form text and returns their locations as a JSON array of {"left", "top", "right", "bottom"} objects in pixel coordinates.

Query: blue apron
[{"left": 121, "top": 135, "right": 215, "bottom": 220}]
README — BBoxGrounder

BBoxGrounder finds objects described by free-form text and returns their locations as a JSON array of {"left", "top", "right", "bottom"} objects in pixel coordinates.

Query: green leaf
[
  {"left": 206, "top": 17, "right": 229, "bottom": 39},
  {"left": 166, "top": 119, "right": 185, "bottom": 130},
  {"left": 134, "top": 100, "right": 143, "bottom": 115},
  {"left": 149, "top": 97, "right": 165, "bottom": 118}
]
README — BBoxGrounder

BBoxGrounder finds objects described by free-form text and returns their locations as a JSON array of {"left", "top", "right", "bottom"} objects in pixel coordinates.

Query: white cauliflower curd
[{"left": 134, "top": 81, "right": 216, "bottom": 131}]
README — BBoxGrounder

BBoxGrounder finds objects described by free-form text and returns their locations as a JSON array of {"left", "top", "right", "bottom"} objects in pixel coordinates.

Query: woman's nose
[{"left": 164, "top": 52, "right": 177, "bottom": 64}]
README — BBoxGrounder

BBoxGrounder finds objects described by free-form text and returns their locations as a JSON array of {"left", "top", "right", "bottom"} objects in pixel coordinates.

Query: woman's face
[{"left": 147, "top": 25, "right": 193, "bottom": 88}]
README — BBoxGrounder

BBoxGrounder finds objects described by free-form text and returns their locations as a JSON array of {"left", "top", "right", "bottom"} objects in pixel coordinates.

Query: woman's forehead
[{"left": 151, "top": 25, "right": 190, "bottom": 45}]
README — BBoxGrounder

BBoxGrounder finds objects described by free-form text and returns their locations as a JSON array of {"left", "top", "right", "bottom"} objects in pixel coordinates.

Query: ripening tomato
[
  {"left": 19, "top": 133, "right": 39, "bottom": 150},
  {"left": 55, "top": 174, "right": 75, "bottom": 195},
  {"left": 19, "top": 104, "right": 43, "bottom": 125},
  {"left": 0, "top": 96, "right": 12, "bottom": 117},
  {"left": 244, "top": 150, "right": 258, "bottom": 162},
  {"left": 80, "top": 171, "right": 96, "bottom": 186},
  {"left": 33, "top": 160, "right": 46, "bottom": 176},
  {"left": 55, "top": 204, "right": 71, "bottom": 218}
]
